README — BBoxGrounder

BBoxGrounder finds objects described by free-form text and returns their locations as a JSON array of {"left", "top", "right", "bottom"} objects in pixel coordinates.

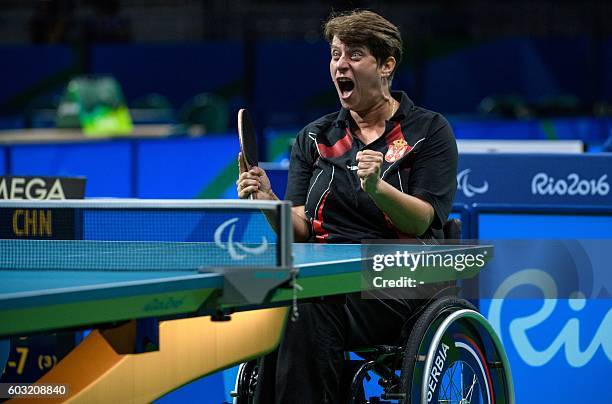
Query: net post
[{"left": 278, "top": 201, "right": 293, "bottom": 268}]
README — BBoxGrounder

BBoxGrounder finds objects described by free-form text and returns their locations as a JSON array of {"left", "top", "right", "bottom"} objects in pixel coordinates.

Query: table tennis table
[{"left": 0, "top": 199, "right": 490, "bottom": 402}]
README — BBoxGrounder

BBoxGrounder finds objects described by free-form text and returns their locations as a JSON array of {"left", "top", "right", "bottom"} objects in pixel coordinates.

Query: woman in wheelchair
[{"left": 236, "top": 9, "right": 513, "bottom": 404}]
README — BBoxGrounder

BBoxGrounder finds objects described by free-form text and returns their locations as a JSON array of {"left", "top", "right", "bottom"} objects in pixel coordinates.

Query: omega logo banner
[
  {"left": 455, "top": 154, "right": 612, "bottom": 205},
  {"left": 0, "top": 176, "right": 85, "bottom": 200},
  {"left": 0, "top": 176, "right": 85, "bottom": 240}
]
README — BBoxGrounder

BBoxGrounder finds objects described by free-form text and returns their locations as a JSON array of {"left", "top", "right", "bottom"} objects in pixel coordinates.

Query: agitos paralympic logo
[
  {"left": 457, "top": 169, "right": 489, "bottom": 198},
  {"left": 214, "top": 217, "right": 268, "bottom": 260}
]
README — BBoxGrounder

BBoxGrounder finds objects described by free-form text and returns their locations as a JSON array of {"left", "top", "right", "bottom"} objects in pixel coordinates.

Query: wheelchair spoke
[
  {"left": 450, "top": 363, "right": 462, "bottom": 400},
  {"left": 459, "top": 362, "right": 463, "bottom": 399},
  {"left": 436, "top": 361, "right": 485, "bottom": 404},
  {"left": 440, "top": 362, "right": 462, "bottom": 403},
  {"left": 460, "top": 362, "right": 464, "bottom": 402},
  {"left": 465, "top": 374, "right": 477, "bottom": 402},
  {"left": 441, "top": 362, "right": 454, "bottom": 400}
]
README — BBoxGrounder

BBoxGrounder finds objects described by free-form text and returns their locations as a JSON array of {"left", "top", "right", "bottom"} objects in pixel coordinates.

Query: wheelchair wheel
[
  {"left": 400, "top": 297, "right": 514, "bottom": 404},
  {"left": 232, "top": 359, "right": 259, "bottom": 404}
]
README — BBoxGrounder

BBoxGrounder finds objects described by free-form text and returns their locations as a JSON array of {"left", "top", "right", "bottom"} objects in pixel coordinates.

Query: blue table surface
[
  {"left": 1, "top": 243, "right": 462, "bottom": 298},
  {"left": 0, "top": 243, "right": 364, "bottom": 297}
]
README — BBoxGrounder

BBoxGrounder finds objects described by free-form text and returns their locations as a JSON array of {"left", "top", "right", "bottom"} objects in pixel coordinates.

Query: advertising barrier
[
  {"left": 475, "top": 205, "right": 612, "bottom": 404},
  {"left": 455, "top": 153, "right": 612, "bottom": 206}
]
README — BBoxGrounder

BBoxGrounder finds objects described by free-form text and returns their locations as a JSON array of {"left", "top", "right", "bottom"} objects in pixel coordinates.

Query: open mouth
[{"left": 336, "top": 77, "right": 355, "bottom": 99}]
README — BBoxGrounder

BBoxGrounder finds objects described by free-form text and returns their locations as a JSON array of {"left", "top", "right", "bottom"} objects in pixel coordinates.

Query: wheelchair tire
[
  {"left": 232, "top": 359, "right": 259, "bottom": 404},
  {"left": 399, "top": 296, "right": 513, "bottom": 404}
]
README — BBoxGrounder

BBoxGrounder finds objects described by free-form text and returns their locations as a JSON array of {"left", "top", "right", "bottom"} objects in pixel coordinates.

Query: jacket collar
[{"left": 333, "top": 91, "right": 414, "bottom": 128}]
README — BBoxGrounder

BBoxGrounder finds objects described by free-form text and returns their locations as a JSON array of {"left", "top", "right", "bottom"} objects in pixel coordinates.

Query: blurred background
[
  {"left": 0, "top": 0, "right": 611, "bottom": 144},
  {"left": 0, "top": 1, "right": 611, "bottom": 403}
]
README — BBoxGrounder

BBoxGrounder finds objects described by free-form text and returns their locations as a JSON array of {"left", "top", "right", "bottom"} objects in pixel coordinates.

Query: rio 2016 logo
[
  {"left": 531, "top": 173, "right": 610, "bottom": 196},
  {"left": 488, "top": 269, "right": 612, "bottom": 367}
]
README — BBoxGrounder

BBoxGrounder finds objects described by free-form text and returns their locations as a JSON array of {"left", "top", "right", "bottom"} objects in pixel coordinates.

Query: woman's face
[{"left": 329, "top": 36, "right": 391, "bottom": 113}]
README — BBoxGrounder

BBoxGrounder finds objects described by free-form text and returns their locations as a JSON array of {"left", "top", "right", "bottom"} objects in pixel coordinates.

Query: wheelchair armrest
[{"left": 443, "top": 218, "right": 461, "bottom": 240}]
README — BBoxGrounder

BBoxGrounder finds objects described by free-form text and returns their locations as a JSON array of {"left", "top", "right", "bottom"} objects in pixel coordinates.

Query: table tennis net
[{"left": 0, "top": 201, "right": 285, "bottom": 271}]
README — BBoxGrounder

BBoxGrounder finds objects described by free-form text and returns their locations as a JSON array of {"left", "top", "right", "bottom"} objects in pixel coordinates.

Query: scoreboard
[
  {"left": 0, "top": 177, "right": 85, "bottom": 240},
  {"left": 0, "top": 176, "right": 85, "bottom": 384}
]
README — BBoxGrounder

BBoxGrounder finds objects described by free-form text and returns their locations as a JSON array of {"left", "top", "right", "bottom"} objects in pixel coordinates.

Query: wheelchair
[{"left": 231, "top": 219, "right": 514, "bottom": 404}]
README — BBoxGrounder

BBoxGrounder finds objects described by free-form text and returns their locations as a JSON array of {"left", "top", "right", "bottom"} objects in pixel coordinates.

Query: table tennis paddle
[{"left": 238, "top": 108, "right": 258, "bottom": 170}]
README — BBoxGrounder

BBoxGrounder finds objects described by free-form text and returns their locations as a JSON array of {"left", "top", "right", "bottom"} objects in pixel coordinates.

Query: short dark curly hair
[{"left": 324, "top": 10, "right": 403, "bottom": 80}]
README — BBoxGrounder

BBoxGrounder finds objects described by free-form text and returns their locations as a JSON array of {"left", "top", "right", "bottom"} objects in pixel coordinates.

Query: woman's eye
[{"left": 351, "top": 51, "right": 362, "bottom": 59}]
